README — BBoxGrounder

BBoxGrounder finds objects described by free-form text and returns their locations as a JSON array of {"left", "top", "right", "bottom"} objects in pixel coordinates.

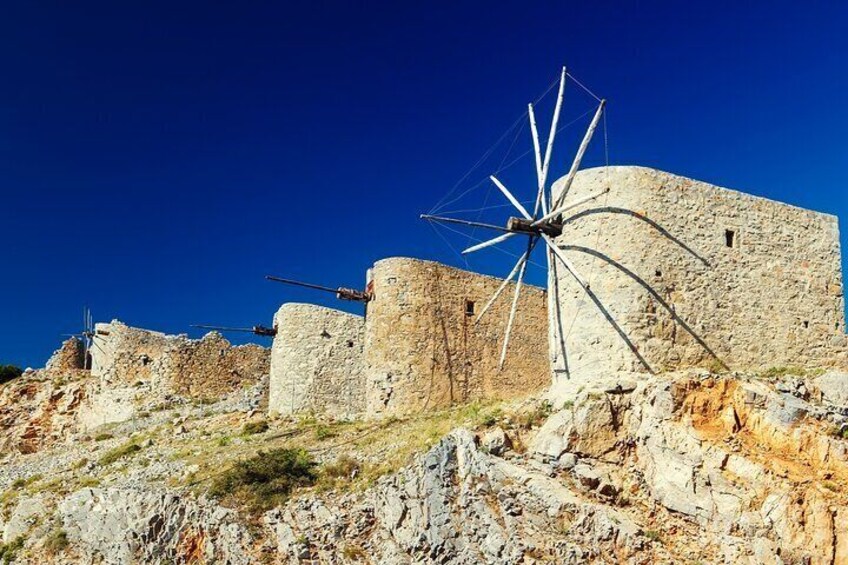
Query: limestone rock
[
  {"left": 59, "top": 487, "right": 252, "bottom": 565},
  {"left": 480, "top": 426, "right": 512, "bottom": 456}
]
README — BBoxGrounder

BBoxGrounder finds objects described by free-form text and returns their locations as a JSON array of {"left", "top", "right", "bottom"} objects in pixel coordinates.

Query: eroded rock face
[
  {"left": 59, "top": 487, "right": 253, "bottom": 565},
  {"left": 267, "top": 429, "right": 662, "bottom": 564},
  {"left": 0, "top": 371, "right": 87, "bottom": 454},
  {"left": 533, "top": 374, "right": 848, "bottom": 564}
]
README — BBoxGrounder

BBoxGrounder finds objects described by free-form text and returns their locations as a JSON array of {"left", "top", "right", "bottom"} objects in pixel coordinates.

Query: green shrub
[
  {"left": 0, "top": 536, "right": 25, "bottom": 564},
  {"left": 0, "top": 366, "right": 22, "bottom": 386},
  {"left": 314, "top": 424, "right": 337, "bottom": 441},
  {"left": 94, "top": 433, "right": 113, "bottom": 442},
  {"left": 44, "top": 528, "right": 69, "bottom": 553},
  {"left": 98, "top": 442, "right": 143, "bottom": 466},
  {"left": 241, "top": 420, "right": 269, "bottom": 436},
  {"left": 209, "top": 448, "right": 316, "bottom": 512}
]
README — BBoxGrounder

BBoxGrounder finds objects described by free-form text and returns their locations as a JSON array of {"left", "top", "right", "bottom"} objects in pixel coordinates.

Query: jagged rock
[
  {"left": 267, "top": 429, "right": 656, "bottom": 564},
  {"left": 813, "top": 371, "right": 848, "bottom": 408},
  {"left": 58, "top": 487, "right": 253, "bottom": 565},
  {"left": 480, "top": 426, "right": 512, "bottom": 455},
  {"left": 3, "top": 494, "right": 48, "bottom": 543}
]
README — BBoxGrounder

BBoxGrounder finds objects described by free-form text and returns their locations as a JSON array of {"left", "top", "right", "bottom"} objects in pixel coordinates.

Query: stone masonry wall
[
  {"left": 549, "top": 166, "right": 846, "bottom": 386},
  {"left": 268, "top": 304, "right": 366, "bottom": 419},
  {"left": 90, "top": 321, "right": 269, "bottom": 399},
  {"left": 364, "top": 257, "right": 549, "bottom": 418}
]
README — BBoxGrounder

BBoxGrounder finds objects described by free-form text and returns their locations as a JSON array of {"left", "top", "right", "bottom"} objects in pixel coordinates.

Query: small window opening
[
  {"left": 655, "top": 269, "right": 662, "bottom": 278},
  {"left": 725, "top": 229, "right": 735, "bottom": 248},
  {"left": 464, "top": 300, "right": 475, "bottom": 316},
  {"left": 803, "top": 320, "right": 809, "bottom": 329},
  {"left": 346, "top": 340, "right": 354, "bottom": 348},
  {"left": 320, "top": 330, "right": 330, "bottom": 338}
]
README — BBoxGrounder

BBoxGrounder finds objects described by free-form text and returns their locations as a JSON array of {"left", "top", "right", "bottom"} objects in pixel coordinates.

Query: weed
[
  {"left": 94, "top": 433, "right": 114, "bottom": 442},
  {"left": 341, "top": 543, "right": 367, "bottom": 561},
  {"left": 209, "top": 448, "right": 317, "bottom": 513},
  {"left": 643, "top": 529, "right": 663, "bottom": 543},
  {"left": 77, "top": 476, "right": 101, "bottom": 489},
  {"left": 98, "top": 441, "right": 143, "bottom": 466},
  {"left": 217, "top": 436, "right": 232, "bottom": 447},
  {"left": 314, "top": 424, "right": 337, "bottom": 441},
  {"left": 516, "top": 401, "right": 553, "bottom": 429},
  {"left": 562, "top": 399, "right": 575, "bottom": 410},
  {"left": 71, "top": 458, "right": 89, "bottom": 470}
]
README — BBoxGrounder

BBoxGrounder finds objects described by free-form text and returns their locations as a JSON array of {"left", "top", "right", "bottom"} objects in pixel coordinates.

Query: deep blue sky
[{"left": 2, "top": 1, "right": 847, "bottom": 367}]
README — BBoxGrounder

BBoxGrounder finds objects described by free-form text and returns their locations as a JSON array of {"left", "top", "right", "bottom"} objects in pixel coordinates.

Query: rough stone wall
[
  {"left": 90, "top": 321, "right": 269, "bottom": 399},
  {"left": 45, "top": 338, "right": 86, "bottom": 374},
  {"left": 364, "top": 257, "right": 549, "bottom": 418},
  {"left": 268, "top": 304, "right": 366, "bottom": 418},
  {"left": 549, "top": 166, "right": 846, "bottom": 385}
]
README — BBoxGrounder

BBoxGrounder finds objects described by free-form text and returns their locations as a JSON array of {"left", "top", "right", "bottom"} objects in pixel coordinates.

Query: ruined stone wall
[
  {"left": 45, "top": 338, "right": 86, "bottom": 375},
  {"left": 364, "top": 258, "right": 549, "bottom": 418},
  {"left": 550, "top": 166, "right": 846, "bottom": 385},
  {"left": 268, "top": 304, "right": 366, "bottom": 418},
  {"left": 90, "top": 321, "right": 269, "bottom": 399}
]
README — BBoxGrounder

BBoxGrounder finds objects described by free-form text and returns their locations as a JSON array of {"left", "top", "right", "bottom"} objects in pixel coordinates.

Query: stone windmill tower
[{"left": 424, "top": 67, "right": 631, "bottom": 379}]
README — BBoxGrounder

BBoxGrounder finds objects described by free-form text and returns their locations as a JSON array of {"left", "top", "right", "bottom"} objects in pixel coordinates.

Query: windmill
[
  {"left": 422, "top": 67, "right": 630, "bottom": 372},
  {"left": 61, "top": 307, "right": 99, "bottom": 369}
]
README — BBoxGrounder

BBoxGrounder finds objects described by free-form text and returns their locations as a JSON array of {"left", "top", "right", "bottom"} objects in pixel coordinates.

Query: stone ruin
[
  {"left": 90, "top": 321, "right": 269, "bottom": 399},
  {"left": 268, "top": 257, "right": 550, "bottom": 420}
]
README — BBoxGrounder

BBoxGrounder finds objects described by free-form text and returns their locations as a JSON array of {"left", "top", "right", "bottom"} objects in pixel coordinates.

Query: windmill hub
[{"left": 506, "top": 217, "right": 563, "bottom": 237}]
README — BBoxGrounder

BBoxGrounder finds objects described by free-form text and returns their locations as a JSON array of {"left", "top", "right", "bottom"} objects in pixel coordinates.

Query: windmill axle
[{"left": 507, "top": 217, "right": 563, "bottom": 237}]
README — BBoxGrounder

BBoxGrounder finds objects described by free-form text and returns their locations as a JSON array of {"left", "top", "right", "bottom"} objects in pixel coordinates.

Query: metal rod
[{"left": 420, "top": 214, "right": 513, "bottom": 234}]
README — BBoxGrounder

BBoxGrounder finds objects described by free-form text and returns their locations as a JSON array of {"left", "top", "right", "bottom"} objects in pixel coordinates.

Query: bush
[
  {"left": 44, "top": 528, "right": 69, "bottom": 553},
  {"left": 0, "top": 536, "right": 25, "bottom": 564},
  {"left": 98, "top": 442, "right": 143, "bottom": 466},
  {"left": 241, "top": 420, "right": 269, "bottom": 436},
  {"left": 209, "top": 448, "right": 316, "bottom": 512},
  {"left": 0, "top": 365, "right": 22, "bottom": 386}
]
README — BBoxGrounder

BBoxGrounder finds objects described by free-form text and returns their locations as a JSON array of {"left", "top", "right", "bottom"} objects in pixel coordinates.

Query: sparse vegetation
[
  {"left": 98, "top": 441, "right": 143, "bottom": 466},
  {"left": 516, "top": 401, "right": 553, "bottom": 430},
  {"left": 209, "top": 448, "right": 317, "bottom": 512},
  {"left": 77, "top": 476, "right": 101, "bottom": 489},
  {"left": 0, "top": 365, "right": 23, "bottom": 386},
  {"left": 241, "top": 420, "right": 269, "bottom": 436},
  {"left": 318, "top": 455, "right": 361, "bottom": 492},
  {"left": 757, "top": 366, "right": 825, "bottom": 379},
  {"left": 94, "top": 432, "right": 114, "bottom": 442}
]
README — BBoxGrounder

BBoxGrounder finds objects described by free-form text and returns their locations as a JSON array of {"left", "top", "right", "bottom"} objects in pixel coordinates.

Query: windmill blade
[
  {"left": 475, "top": 244, "right": 531, "bottom": 324},
  {"left": 490, "top": 175, "right": 532, "bottom": 220},
  {"left": 498, "top": 240, "right": 533, "bottom": 369},
  {"left": 552, "top": 99, "right": 606, "bottom": 210},
  {"left": 535, "top": 186, "right": 610, "bottom": 226},
  {"left": 529, "top": 103, "right": 545, "bottom": 217},
  {"left": 539, "top": 66, "right": 566, "bottom": 212},
  {"left": 540, "top": 235, "right": 589, "bottom": 289},
  {"left": 461, "top": 231, "right": 518, "bottom": 255}
]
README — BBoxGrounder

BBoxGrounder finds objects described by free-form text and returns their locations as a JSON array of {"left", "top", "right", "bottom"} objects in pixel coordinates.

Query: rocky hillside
[{"left": 2, "top": 351, "right": 848, "bottom": 563}]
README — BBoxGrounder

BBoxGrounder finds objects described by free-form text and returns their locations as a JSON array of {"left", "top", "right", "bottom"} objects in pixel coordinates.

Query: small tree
[{"left": 0, "top": 365, "right": 23, "bottom": 386}]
